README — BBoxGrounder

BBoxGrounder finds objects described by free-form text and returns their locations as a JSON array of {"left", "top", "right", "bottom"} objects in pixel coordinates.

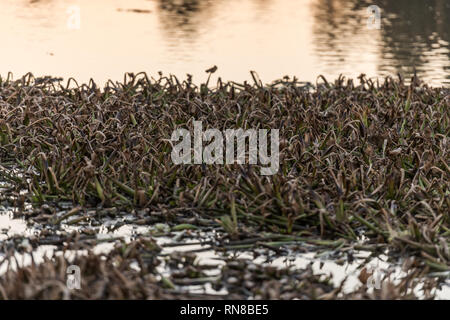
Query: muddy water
[
  {"left": 0, "top": 0, "right": 449, "bottom": 86},
  {"left": 1, "top": 210, "right": 449, "bottom": 299}
]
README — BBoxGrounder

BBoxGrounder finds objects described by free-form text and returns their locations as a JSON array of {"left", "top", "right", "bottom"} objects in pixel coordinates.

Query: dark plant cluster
[{"left": 0, "top": 72, "right": 448, "bottom": 294}]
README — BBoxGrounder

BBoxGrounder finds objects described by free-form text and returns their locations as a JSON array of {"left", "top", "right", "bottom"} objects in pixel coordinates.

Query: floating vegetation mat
[{"left": 0, "top": 72, "right": 448, "bottom": 299}]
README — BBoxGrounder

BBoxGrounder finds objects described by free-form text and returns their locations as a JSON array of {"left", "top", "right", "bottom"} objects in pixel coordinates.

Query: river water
[
  {"left": 1, "top": 207, "right": 449, "bottom": 299},
  {"left": 0, "top": 0, "right": 449, "bottom": 86}
]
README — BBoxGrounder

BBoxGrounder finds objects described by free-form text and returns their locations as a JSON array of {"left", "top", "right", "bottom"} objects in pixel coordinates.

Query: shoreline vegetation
[{"left": 0, "top": 72, "right": 448, "bottom": 299}]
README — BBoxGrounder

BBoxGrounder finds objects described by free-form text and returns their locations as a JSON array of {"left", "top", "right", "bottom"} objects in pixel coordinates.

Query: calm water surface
[{"left": 0, "top": 0, "right": 449, "bottom": 85}]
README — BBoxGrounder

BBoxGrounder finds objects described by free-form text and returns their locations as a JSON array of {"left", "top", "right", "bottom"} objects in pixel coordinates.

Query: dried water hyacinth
[
  {"left": 0, "top": 241, "right": 176, "bottom": 300},
  {"left": 0, "top": 238, "right": 437, "bottom": 300},
  {"left": 214, "top": 259, "right": 335, "bottom": 299},
  {"left": 0, "top": 72, "right": 448, "bottom": 269}
]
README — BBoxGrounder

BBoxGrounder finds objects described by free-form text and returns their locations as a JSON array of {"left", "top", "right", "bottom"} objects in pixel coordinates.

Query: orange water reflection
[{"left": 0, "top": 0, "right": 448, "bottom": 86}]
